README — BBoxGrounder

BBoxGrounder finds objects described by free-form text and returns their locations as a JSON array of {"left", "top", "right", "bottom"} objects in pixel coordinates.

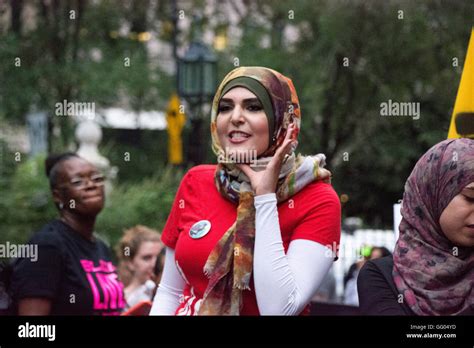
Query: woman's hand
[{"left": 237, "top": 124, "right": 296, "bottom": 196}]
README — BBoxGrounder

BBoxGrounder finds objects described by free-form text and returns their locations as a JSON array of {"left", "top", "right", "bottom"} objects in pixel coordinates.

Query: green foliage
[
  {"left": 214, "top": 0, "right": 472, "bottom": 227},
  {"left": 96, "top": 166, "right": 183, "bottom": 247},
  {"left": 100, "top": 129, "right": 170, "bottom": 184},
  {"left": 0, "top": 153, "right": 56, "bottom": 244},
  {"left": 0, "top": 0, "right": 174, "bottom": 152},
  {"left": 1, "top": 0, "right": 473, "bottom": 230}
]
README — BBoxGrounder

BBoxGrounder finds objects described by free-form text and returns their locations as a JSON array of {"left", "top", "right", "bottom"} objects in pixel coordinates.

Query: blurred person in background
[
  {"left": 343, "top": 245, "right": 371, "bottom": 306},
  {"left": 116, "top": 225, "right": 164, "bottom": 310},
  {"left": 10, "top": 153, "right": 125, "bottom": 315},
  {"left": 369, "top": 246, "right": 391, "bottom": 260}
]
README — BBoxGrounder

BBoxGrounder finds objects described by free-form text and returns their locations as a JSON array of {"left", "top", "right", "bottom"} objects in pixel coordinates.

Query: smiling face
[
  {"left": 53, "top": 157, "right": 105, "bottom": 217},
  {"left": 216, "top": 87, "right": 269, "bottom": 159},
  {"left": 439, "top": 183, "right": 474, "bottom": 247}
]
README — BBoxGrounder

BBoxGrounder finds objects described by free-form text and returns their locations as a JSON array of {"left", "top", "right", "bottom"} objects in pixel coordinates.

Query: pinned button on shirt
[{"left": 189, "top": 220, "right": 211, "bottom": 239}]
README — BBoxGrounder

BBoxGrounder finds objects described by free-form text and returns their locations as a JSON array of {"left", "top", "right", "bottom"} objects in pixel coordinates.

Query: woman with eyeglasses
[{"left": 10, "top": 153, "right": 126, "bottom": 315}]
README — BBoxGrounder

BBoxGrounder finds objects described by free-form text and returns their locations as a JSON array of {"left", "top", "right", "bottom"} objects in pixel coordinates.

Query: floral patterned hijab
[
  {"left": 198, "top": 67, "right": 332, "bottom": 315},
  {"left": 393, "top": 138, "right": 474, "bottom": 315}
]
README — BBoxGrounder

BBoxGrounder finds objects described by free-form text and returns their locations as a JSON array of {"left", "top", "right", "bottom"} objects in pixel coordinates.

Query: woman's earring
[{"left": 59, "top": 202, "right": 64, "bottom": 210}]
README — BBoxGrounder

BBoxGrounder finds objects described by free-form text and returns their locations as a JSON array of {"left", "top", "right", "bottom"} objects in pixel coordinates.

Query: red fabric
[
  {"left": 121, "top": 301, "right": 152, "bottom": 316},
  {"left": 161, "top": 165, "right": 341, "bottom": 315}
]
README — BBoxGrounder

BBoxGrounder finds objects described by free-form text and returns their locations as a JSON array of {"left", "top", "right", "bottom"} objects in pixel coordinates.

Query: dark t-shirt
[
  {"left": 358, "top": 255, "right": 474, "bottom": 316},
  {"left": 11, "top": 220, "right": 125, "bottom": 315},
  {"left": 357, "top": 256, "right": 413, "bottom": 315}
]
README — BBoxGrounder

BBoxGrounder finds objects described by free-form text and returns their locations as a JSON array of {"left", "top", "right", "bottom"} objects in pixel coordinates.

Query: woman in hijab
[
  {"left": 150, "top": 66, "right": 341, "bottom": 315},
  {"left": 358, "top": 138, "right": 474, "bottom": 315}
]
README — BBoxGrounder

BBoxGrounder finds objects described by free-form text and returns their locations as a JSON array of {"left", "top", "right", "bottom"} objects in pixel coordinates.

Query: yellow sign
[
  {"left": 166, "top": 93, "right": 186, "bottom": 164},
  {"left": 448, "top": 29, "right": 474, "bottom": 139}
]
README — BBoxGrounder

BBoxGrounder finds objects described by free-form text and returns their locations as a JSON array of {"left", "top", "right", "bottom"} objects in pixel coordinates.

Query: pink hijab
[{"left": 393, "top": 138, "right": 474, "bottom": 315}]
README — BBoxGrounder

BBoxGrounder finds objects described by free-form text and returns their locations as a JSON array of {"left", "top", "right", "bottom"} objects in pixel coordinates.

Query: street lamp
[
  {"left": 177, "top": 20, "right": 217, "bottom": 165},
  {"left": 178, "top": 41, "right": 217, "bottom": 103}
]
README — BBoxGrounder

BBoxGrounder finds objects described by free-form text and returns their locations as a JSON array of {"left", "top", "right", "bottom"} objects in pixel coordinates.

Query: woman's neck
[
  {"left": 60, "top": 211, "right": 96, "bottom": 241},
  {"left": 125, "top": 278, "right": 144, "bottom": 294}
]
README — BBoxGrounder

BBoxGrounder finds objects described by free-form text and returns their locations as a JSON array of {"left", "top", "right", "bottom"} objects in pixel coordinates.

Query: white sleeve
[
  {"left": 253, "top": 193, "right": 335, "bottom": 315},
  {"left": 149, "top": 247, "right": 186, "bottom": 315}
]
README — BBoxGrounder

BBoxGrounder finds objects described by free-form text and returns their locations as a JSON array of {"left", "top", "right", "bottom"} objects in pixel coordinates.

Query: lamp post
[{"left": 178, "top": 17, "right": 217, "bottom": 165}]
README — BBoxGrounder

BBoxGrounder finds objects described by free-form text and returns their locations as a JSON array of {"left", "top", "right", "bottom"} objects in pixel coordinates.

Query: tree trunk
[{"left": 10, "top": 0, "right": 23, "bottom": 34}]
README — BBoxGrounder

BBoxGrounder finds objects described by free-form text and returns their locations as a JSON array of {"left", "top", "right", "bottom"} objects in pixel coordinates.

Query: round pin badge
[{"left": 189, "top": 220, "right": 212, "bottom": 239}]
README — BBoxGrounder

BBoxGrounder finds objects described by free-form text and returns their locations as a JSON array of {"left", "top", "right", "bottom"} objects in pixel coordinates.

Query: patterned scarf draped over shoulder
[{"left": 198, "top": 67, "right": 332, "bottom": 315}]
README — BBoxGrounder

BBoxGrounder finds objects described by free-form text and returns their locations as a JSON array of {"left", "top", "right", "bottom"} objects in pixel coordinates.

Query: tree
[{"left": 212, "top": 0, "right": 473, "bottom": 227}]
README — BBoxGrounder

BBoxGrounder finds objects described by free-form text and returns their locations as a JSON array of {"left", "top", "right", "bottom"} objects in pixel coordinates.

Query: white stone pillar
[{"left": 75, "top": 120, "right": 118, "bottom": 196}]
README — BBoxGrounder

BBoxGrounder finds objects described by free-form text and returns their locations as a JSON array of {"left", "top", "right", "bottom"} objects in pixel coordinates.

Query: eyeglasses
[{"left": 58, "top": 173, "right": 105, "bottom": 190}]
